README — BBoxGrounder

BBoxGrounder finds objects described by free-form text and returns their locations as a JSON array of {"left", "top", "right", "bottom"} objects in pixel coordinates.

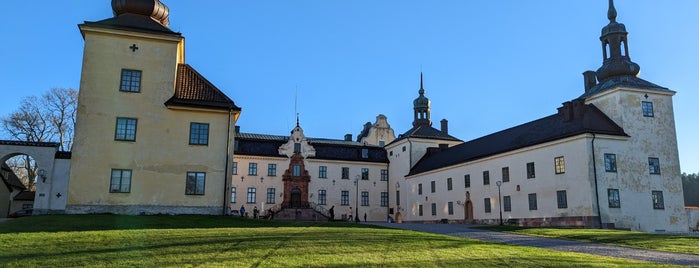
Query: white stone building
[{"left": 386, "top": 1, "right": 686, "bottom": 232}]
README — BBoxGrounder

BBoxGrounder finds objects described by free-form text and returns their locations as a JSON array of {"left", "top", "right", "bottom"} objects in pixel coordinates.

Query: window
[
  {"left": 604, "top": 154, "right": 617, "bottom": 172},
  {"left": 361, "top": 148, "right": 369, "bottom": 158},
  {"left": 381, "top": 169, "right": 388, "bottom": 181},
  {"left": 293, "top": 165, "right": 301, "bottom": 176},
  {"left": 502, "top": 167, "right": 510, "bottom": 182},
  {"left": 294, "top": 143, "right": 301, "bottom": 153},
  {"left": 379, "top": 141, "right": 385, "bottom": 147},
  {"left": 419, "top": 204, "right": 423, "bottom": 216},
  {"left": 232, "top": 162, "right": 238, "bottom": 175},
  {"left": 556, "top": 190, "right": 568, "bottom": 209},
  {"left": 554, "top": 156, "right": 565, "bottom": 174},
  {"left": 361, "top": 191, "right": 369, "bottom": 206},
  {"left": 319, "top": 166, "right": 327, "bottom": 178},
  {"left": 115, "top": 117, "right": 137, "bottom": 141},
  {"left": 528, "top": 193, "right": 537, "bottom": 210},
  {"left": 268, "top": 164, "right": 276, "bottom": 176},
  {"left": 652, "top": 191, "right": 664, "bottom": 209},
  {"left": 361, "top": 168, "right": 369, "bottom": 180},
  {"left": 119, "top": 69, "right": 141, "bottom": 92},
  {"left": 448, "top": 202, "right": 454, "bottom": 215},
  {"left": 608, "top": 189, "right": 620, "bottom": 208},
  {"left": 430, "top": 181, "right": 436, "bottom": 193},
  {"left": 230, "top": 187, "right": 236, "bottom": 203},
  {"left": 396, "top": 191, "right": 400, "bottom": 206},
  {"left": 248, "top": 163, "right": 257, "bottom": 175},
  {"left": 642, "top": 101, "right": 654, "bottom": 117},
  {"left": 503, "top": 196, "right": 511, "bottom": 212},
  {"left": 189, "top": 123, "right": 209, "bottom": 145},
  {"left": 247, "top": 187, "right": 256, "bottom": 203},
  {"left": 447, "top": 178, "right": 453, "bottom": 191},
  {"left": 266, "top": 188, "right": 275, "bottom": 204},
  {"left": 22, "top": 203, "right": 32, "bottom": 209},
  {"left": 484, "top": 198, "right": 491, "bottom": 213},
  {"left": 341, "top": 167, "right": 349, "bottom": 179},
  {"left": 381, "top": 192, "right": 388, "bottom": 207},
  {"left": 110, "top": 169, "right": 131, "bottom": 193},
  {"left": 418, "top": 184, "right": 423, "bottom": 195},
  {"left": 341, "top": 191, "right": 349, "bottom": 206},
  {"left": 648, "top": 157, "right": 661, "bottom": 174},
  {"left": 526, "top": 162, "right": 536, "bottom": 178},
  {"left": 402, "top": 146, "right": 406, "bottom": 152},
  {"left": 185, "top": 172, "right": 205, "bottom": 195},
  {"left": 464, "top": 174, "right": 470, "bottom": 188},
  {"left": 431, "top": 203, "right": 437, "bottom": 216},
  {"left": 318, "top": 190, "right": 327, "bottom": 205},
  {"left": 483, "top": 171, "right": 490, "bottom": 185}
]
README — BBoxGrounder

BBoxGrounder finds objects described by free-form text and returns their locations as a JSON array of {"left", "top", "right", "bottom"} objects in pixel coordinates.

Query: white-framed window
[
  {"left": 319, "top": 166, "right": 327, "bottom": 178},
  {"left": 248, "top": 163, "right": 257, "bottom": 175},
  {"left": 554, "top": 156, "right": 565, "bottom": 174},
  {"left": 381, "top": 192, "right": 388, "bottom": 207},
  {"left": 381, "top": 169, "right": 388, "bottom": 181},
  {"left": 361, "top": 191, "right": 369, "bottom": 206},
  {"left": 266, "top": 188, "right": 275, "bottom": 204},
  {"left": 268, "top": 164, "right": 276, "bottom": 176},
  {"left": 341, "top": 191, "right": 349, "bottom": 206},
  {"left": 230, "top": 187, "right": 236, "bottom": 203},
  {"left": 247, "top": 187, "right": 256, "bottom": 203},
  {"left": 318, "top": 190, "right": 327, "bottom": 205}
]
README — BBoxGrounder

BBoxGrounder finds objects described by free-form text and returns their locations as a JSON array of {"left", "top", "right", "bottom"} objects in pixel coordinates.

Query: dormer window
[{"left": 361, "top": 148, "right": 368, "bottom": 158}]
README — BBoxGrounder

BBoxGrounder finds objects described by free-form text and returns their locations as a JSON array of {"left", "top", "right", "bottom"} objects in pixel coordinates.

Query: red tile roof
[{"left": 165, "top": 64, "right": 241, "bottom": 111}]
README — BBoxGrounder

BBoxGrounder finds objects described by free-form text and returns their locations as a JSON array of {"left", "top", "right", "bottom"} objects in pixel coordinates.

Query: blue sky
[{"left": 1, "top": 1, "right": 697, "bottom": 173}]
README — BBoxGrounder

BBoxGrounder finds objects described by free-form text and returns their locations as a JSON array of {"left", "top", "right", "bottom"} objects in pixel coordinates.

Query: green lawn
[
  {"left": 480, "top": 226, "right": 699, "bottom": 255},
  {"left": 0, "top": 215, "right": 680, "bottom": 267}
]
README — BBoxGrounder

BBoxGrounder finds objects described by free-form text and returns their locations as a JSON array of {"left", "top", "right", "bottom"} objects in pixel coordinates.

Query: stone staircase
[{"left": 273, "top": 208, "right": 329, "bottom": 221}]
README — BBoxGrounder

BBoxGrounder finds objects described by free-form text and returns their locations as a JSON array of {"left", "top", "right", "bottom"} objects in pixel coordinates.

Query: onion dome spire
[
  {"left": 595, "top": 0, "right": 640, "bottom": 81},
  {"left": 413, "top": 72, "right": 432, "bottom": 127},
  {"left": 112, "top": 0, "right": 170, "bottom": 27}
]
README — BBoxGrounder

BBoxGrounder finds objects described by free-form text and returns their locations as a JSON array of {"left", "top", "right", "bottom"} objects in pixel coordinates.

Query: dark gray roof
[
  {"left": 1, "top": 163, "right": 25, "bottom": 191},
  {"left": 165, "top": 64, "right": 241, "bottom": 111},
  {"left": 0, "top": 140, "right": 59, "bottom": 148},
  {"left": 579, "top": 75, "right": 672, "bottom": 99},
  {"left": 235, "top": 132, "right": 388, "bottom": 163},
  {"left": 13, "top": 191, "right": 34, "bottom": 201},
  {"left": 390, "top": 125, "right": 461, "bottom": 146},
  {"left": 81, "top": 13, "right": 180, "bottom": 36},
  {"left": 408, "top": 104, "right": 627, "bottom": 176}
]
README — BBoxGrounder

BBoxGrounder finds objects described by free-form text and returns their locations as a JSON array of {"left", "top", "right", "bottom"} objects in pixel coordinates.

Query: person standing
[
  {"left": 240, "top": 205, "right": 246, "bottom": 218},
  {"left": 364, "top": 213, "right": 367, "bottom": 222},
  {"left": 253, "top": 206, "right": 259, "bottom": 219}
]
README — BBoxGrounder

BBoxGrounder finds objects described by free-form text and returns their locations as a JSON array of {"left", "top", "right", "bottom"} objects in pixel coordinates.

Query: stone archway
[{"left": 0, "top": 141, "right": 65, "bottom": 215}]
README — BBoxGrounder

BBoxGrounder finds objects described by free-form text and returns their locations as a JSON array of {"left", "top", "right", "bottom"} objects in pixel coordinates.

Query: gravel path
[{"left": 368, "top": 222, "right": 699, "bottom": 266}]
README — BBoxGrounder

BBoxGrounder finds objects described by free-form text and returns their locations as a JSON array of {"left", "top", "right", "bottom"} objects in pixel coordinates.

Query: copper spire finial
[
  {"left": 419, "top": 72, "right": 425, "bottom": 95},
  {"left": 608, "top": 0, "right": 617, "bottom": 23}
]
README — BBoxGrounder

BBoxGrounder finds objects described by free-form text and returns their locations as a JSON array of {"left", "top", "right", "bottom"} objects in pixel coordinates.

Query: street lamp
[
  {"left": 354, "top": 175, "right": 360, "bottom": 223},
  {"left": 496, "top": 181, "right": 503, "bottom": 225}
]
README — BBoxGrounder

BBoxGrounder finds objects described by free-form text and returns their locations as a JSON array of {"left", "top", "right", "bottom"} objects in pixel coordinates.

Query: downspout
[
  {"left": 591, "top": 133, "right": 603, "bottom": 228},
  {"left": 222, "top": 109, "right": 232, "bottom": 215}
]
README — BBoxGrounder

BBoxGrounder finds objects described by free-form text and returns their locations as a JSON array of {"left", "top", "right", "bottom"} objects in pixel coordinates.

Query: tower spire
[
  {"left": 412, "top": 72, "right": 431, "bottom": 127},
  {"left": 595, "top": 0, "right": 640, "bottom": 82}
]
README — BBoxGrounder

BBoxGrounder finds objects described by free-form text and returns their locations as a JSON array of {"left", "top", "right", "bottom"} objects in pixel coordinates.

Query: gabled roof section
[
  {"left": 81, "top": 13, "right": 180, "bottom": 37},
  {"left": 408, "top": 103, "right": 627, "bottom": 176},
  {"left": 165, "top": 64, "right": 241, "bottom": 111},
  {"left": 235, "top": 132, "right": 388, "bottom": 163},
  {"left": 390, "top": 125, "right": 461, "bottom": 145},
  {"left": 579, "top": 75, "right": 672, "bottom": 99},
  {"left": 1, "top": 163, "right": 26, "bottom": 191},
  {"left": 13, "top": 191, "right": 35, "bottom": 201}
]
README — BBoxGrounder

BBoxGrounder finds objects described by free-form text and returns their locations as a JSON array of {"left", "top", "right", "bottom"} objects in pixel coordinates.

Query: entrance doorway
[{"left": 291, "top": 188, "right": 301, "bottom": 208}]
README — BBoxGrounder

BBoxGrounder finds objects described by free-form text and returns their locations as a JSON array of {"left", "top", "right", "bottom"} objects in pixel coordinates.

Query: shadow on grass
[{"left": 0, "top": 214, "right": 387, "bottom": 233}]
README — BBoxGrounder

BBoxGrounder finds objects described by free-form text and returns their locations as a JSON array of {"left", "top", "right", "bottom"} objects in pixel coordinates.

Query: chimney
[
  {"left": 440, "top": 119, "right": 448, "bottom": 134},
  {"left": 344, "top": 134, "right": 352, "bottom": 141},
  {"left": 583, "top": 70, "right": 597, "bottom": 92},
  {"left": 235, "top": 126, "right": 240, "bottom": 133},
  {"left": 558, "top": 101, "right": 573, "bottom": 121}
]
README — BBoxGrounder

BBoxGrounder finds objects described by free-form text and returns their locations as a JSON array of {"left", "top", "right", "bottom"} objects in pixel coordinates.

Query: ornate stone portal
[{"left": 279, "top": 124, "right": 315, "bottom": 208}]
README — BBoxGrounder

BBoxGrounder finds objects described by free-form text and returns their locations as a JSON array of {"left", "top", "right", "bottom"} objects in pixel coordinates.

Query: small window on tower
[
  {"left": 120, "top": 69, "right": 141, "bottom": 92},
  {"left": 642, "top": 101, "right": 654, "bottom": 117}
]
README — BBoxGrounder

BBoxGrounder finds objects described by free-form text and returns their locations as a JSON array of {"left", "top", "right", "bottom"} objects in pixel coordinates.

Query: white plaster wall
[
  {"left": 588, "top": 89, "right": 686, "bottom": 232},
  {"left": 402, "top": 136, "right": 596, "bottom": 223},
  {"left": 231, "top": 155, "right": 389, "bottom": 221}
]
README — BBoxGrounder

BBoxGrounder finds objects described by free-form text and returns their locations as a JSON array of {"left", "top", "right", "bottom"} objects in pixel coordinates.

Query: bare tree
[
  {"left": 43, "top": 88, "right": 78, "bottom": 151},
  {"left": 1, "top": 88, "right": 78, "bottom": 187}
]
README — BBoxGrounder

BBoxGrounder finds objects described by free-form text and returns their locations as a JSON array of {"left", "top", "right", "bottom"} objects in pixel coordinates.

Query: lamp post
[
  {"left": 354, "top": 175, "right": 360, "bottom": 223},
  {"left": 496, "top": 181, "right": 503, "bottom": 225}
]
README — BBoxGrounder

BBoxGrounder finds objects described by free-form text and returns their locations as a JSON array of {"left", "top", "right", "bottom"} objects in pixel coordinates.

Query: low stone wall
[
  {"left": 473, "top": 216, "right": 601, "bottom": 228},
  {"left": 65, "top": 205, "right": 223, "bottom": 215}
]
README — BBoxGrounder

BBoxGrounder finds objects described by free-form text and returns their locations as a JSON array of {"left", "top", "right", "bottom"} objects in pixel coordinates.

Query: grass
[
  {"left": 0, "top": 215, "right": 681, "bottom": 267},
  {"left": 479, "top": 225, "right": 699, "bottom": 255}
]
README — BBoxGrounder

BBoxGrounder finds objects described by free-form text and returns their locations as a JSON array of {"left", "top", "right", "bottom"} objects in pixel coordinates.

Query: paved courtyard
[{"left": 369, "top": 222, "right": 699, "bottom": 266}]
